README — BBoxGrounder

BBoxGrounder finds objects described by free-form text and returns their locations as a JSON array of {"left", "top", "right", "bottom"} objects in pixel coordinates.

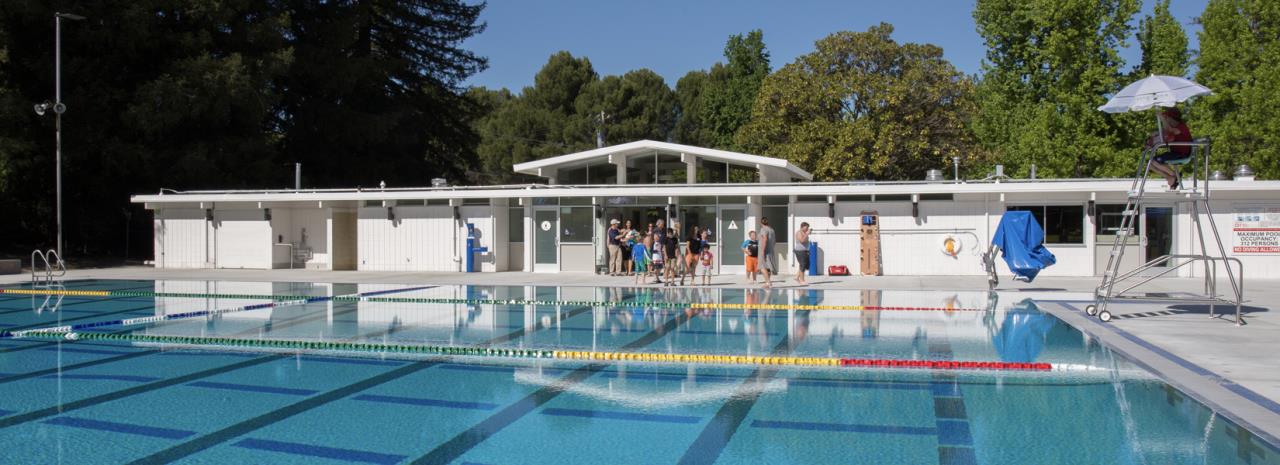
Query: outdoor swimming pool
[{"left": 0, "top": 279, "right": 1276, "bottom": 464}]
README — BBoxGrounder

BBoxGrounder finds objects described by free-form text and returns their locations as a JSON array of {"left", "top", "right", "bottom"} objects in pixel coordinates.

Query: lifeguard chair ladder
[{"left": 1086, "top": 137, "right": 1245, "bottom": 324}]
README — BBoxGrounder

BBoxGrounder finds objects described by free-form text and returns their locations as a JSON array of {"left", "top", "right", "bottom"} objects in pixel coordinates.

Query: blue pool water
[{"left": 0, "top": 279, "right": 1276, "bottom": 465}]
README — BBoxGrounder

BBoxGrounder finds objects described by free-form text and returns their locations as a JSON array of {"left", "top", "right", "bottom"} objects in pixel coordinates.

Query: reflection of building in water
[
  {"left": 860, "top": 289, "right": 881, "bottom": 338},
  {"left": 145, "top": 282, "right": 1033, "bottom": 349}
]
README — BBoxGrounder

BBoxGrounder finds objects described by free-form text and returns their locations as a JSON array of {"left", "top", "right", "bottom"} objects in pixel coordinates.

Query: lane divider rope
[
  {"left": 0, "top": 288, "right": 986, "bottom": 312},
  {"left": 18, "top": 330, "right": 1053, "bottom": 372}
]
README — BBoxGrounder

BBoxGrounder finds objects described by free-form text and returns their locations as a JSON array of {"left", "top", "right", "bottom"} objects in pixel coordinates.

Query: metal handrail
[{"left": 30, "top": 249, "right": 66, "bottom": 286}]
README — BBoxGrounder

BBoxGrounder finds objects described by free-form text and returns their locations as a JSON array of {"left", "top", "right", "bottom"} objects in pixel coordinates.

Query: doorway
[
  {"left": 533, "top": 208, "right": 559, "bottom": 272},
  {"left": 1141, "top": 205, "right": 1174, "bottom": 273},
  {"left": 719, "top": 206, "right": 746, "bottom": 274}
]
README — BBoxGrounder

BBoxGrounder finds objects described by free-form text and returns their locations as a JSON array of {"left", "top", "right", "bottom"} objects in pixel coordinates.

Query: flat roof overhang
[{"left": 132, "top": 179, "right": 1280, "bottom": 209}]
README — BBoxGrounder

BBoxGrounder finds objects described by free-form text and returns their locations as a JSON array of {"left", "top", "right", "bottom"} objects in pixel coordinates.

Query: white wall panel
[
  {"left": 214, "top": 209, "right": 271, "bottom": 269},
  {"left": 358, "top": 206, "right": 460, "bottom": 271},
  {"left": 154, "top": 209, "right": 208, "bottom": 268}
]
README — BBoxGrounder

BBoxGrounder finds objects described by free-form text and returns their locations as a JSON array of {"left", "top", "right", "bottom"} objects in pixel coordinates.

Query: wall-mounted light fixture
[
  {"left": 911, "top": 194, "right": 920, "bottom": 219},
  {"left": 264, "top": 208, "right": 272, "bottom": 221},
  {"left": 452, "top": 206, "right": 461, "bottom": 221},
  {"left": 387, "top": 207, "right": 395, "bottom": 221}
]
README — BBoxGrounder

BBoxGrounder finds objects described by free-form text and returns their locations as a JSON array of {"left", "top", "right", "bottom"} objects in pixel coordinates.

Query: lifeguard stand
[{"left": 1086, "top": 137, "right": 1245, "bottom": 324}]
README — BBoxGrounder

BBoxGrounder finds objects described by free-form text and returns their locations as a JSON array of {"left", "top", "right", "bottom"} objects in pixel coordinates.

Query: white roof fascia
[
  {"left": 133, "top": 180, "right": 1280, "bottom": 206},
  {"left": 511, "top": 140, "right": 814, "bottom": 181}
]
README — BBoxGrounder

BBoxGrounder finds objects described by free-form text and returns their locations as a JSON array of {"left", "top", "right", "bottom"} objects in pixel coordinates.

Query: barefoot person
[
  {"left": 684, "top": 225, "right": 702, "bottom": 283},
  {"left": 793, "top": 222, "right": 811, "bottom": 285},
  {"left": 742, "top": 230, "right": 759, "bottom": 284},
  {"left": 758, "top": 218, "right": 776, "bottom": 288}
]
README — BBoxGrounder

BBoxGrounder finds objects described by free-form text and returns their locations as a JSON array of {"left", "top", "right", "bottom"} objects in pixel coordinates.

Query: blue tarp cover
[{"left": 991, "top": 211, "right": 1056, "bottom": 282}]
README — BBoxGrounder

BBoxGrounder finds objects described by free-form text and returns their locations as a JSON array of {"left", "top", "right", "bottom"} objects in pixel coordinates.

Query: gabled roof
[{"left": 511, "top": 140, "right": 813, "bottom": 181}]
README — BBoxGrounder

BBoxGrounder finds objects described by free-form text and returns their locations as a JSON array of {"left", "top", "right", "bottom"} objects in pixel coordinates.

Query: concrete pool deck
[{"left": 3, "top": 266, "right": 1278, "bottom": 445}]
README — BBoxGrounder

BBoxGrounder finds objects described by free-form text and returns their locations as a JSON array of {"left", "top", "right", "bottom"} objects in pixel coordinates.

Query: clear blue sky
[{"left": 462, "top": 0, "right": 1209, "bottom": 92}]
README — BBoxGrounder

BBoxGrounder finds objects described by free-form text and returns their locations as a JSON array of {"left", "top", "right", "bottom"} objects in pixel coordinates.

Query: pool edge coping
[{"left": 1037, "top": 300, "right": 1280, "bottom": 453}]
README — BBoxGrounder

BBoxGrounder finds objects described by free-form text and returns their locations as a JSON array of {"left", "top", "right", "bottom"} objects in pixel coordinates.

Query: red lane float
[{"left": 838, "top": 358, "right": 1051, "bottom": 371}]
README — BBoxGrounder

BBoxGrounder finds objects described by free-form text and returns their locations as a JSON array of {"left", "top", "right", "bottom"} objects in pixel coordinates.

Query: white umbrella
[{"left": 1098, "top": 74, "right": 1211, "bottom": 113}]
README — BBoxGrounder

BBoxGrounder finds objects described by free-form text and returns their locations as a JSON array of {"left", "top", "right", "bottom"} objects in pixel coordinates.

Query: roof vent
[
  {"left": 1209, "top": 170, "right": 1230, "bottom": 181},
  {"left": 431, "top": 178, "right": 449, "bottom": 187},
  {"left": 1233, "top": 165, "right": 1255, "bottom": 181},
  {"left": 925, "top": 169, "right": 944, "bottom": 182}
]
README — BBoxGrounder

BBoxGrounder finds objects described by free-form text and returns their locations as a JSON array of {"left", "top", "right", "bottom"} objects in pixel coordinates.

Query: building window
[
  {"left": 875, "top": 194, "right": 911, "bottom": 201},
  {"left": 681, "top": 206, "right": 717, "bottom": 243},
  {"left": 698, "top": 159, "right": 729, "bottom": 184},
  {"left": 1007, "top": 205, "right": 1085, "bottom": 244},
  {"left": 1095, "top": 204, "right": 1129, "bottom": 235},
  {"left": 728, "top": 164, "right": 756, "bottom": 183},
  {"left": 656, "top": 154, "right": 684, "bottom": 183},
  {"left": 559, "top": 207, "right": 593, "bottom": 243},
  {"left": 509, "top": 207, "right": 524, "bottom": 242}
]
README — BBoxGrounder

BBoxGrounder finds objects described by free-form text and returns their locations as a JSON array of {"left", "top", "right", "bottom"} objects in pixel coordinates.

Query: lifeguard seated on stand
[{"left": 1144, "top": 107, "right": 1193, "bottom": 190}]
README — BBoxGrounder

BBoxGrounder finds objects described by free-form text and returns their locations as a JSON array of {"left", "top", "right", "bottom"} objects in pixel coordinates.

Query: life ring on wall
[{"left": 941, "top": 236, "right": 961, "bottom": 258}]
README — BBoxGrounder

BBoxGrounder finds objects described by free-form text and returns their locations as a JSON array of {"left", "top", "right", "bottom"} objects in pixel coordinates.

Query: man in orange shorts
[{"left": 742, "top": 230, "right": 760, "bottom": 284}]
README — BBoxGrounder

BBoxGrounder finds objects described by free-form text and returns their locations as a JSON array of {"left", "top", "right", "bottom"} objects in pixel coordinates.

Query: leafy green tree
[
  {"left": 1192, "top": 0, "right": 1280, "bottom": 178},
  {"left": 671, "top": 30, "right": 769, "bottom": 150},
  {"left": 574, "top": 69, "right": 677, "bottom": 145},
  {"left": 0, "top": 0, "right": 489, "bottom": 257},
  {"left": 971, "top": 0, "right": 1139, "bottom": 178},
  {"left": 278, "top": 0, "right": 488, "bottom": 188},
  {"left": 673, "top": 70, "right": 710, "bottom": 146},
  {"left": 472, "top": 52, "right": 598, "bottom": 183},
  {"left": 736, "top": 24, "right": 975, "bottom": 181},
  {"left": 1136, "top": 0, "right": 1190, "bottom": 76}
]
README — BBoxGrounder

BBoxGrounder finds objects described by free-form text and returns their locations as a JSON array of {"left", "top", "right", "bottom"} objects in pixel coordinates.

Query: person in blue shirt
[
  {"left": 632, "top": 234, "right": 651, "bottom": 284},
  {"left": 742, "top": 230, "right": 759, "bottom": 284}
]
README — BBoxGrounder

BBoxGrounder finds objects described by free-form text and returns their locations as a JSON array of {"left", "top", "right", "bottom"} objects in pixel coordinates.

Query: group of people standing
[
  {"left": 607, "top": 216, "right": 813, "bottom": 289},
  {"left": 606, "top": 218, "right": 713, "bottom": 286}
]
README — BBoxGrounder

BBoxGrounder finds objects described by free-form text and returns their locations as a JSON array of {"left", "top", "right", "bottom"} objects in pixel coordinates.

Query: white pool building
[{"left": 131, "top": 140, "right": 1280, "bottom": 279}]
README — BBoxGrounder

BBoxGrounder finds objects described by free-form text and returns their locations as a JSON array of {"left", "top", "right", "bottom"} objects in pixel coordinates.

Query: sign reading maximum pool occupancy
[{"left": 1233, "top": 204, "right": 1280, "bottom": 254}]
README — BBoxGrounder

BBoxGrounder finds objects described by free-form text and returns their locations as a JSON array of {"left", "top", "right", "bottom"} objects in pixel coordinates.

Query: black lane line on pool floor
[
  {"left": 0, "top": 354, "right": 287, "bottom": 429},
  {"left": 125, "top": 360, "right": 440, "bottom": 465},
  {"left": 123, "top": 303, "right": 675, "bottom": 464},
  {"left": 408, "top": 309, "right": 697, "bottom": 465},
  {"left": 928, "top": 333, "right": 978, "bottom": 465},
  {"left": 675, "top": 334, "right": 792, "bottom": 465}
]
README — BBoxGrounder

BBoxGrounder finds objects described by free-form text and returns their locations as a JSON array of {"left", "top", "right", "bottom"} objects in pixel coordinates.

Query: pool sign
[
  {"left": 540, "top": 220, "right": 552, "bottom": 232},
  {"left": 1232, "top": 204, "right": 1280, "bottom": 254}
]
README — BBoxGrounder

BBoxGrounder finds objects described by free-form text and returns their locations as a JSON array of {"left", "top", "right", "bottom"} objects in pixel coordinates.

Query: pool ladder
[{"left": 31, "top": 248, "right": 66, "bottom": 287}]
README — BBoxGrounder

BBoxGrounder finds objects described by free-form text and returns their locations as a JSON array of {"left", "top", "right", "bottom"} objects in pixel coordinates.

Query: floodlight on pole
[{"left": 34, "top": 12, "right": 85, "bottom": 260}]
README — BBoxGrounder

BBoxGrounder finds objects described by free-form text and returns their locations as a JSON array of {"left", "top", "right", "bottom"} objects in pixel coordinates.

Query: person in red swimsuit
[{"left": 1144, "top": 107, "right": 1193, "bottom": 190}]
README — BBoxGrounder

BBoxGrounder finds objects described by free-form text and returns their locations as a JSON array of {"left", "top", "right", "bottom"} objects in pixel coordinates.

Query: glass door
[
  {"left": 1141, "top": 205, "right": 1174, "bottom": 273},
  {"left": 533, "top": 208, "right": 558, "bottom": 272},
  {"left": 719, "top": 207, "right": 746, "bottom": 274}
]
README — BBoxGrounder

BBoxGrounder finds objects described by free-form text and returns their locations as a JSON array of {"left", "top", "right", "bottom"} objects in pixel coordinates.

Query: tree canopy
[
  {"left": 736, "top": 24, "right": 975, "bottom": 181},
  {"left": 0, "top": 0, "right": 487, "bottom": 255},
  {"left": 1192, "top": 0, "right": 1280, "bottom": 178},
  {"left": 971, "top": 0, "right": 1139, "bottom": 179}
]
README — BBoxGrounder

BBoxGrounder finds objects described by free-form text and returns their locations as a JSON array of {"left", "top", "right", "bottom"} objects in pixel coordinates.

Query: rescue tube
[{"left": 941, "top": 236, "right": 961, "bottom": 257}]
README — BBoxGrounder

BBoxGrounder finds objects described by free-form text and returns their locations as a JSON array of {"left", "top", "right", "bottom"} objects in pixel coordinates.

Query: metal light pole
[{"left": 36, "top": 12, "right": 85, "bottom": 258}]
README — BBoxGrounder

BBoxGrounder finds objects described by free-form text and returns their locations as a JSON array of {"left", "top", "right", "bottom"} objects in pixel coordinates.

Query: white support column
[
  {"left": 609, "top": 153, "right": 627, "bottom": 185},
  {"left": 681, "top": 152, "right": 696, "bottom": 184}
]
